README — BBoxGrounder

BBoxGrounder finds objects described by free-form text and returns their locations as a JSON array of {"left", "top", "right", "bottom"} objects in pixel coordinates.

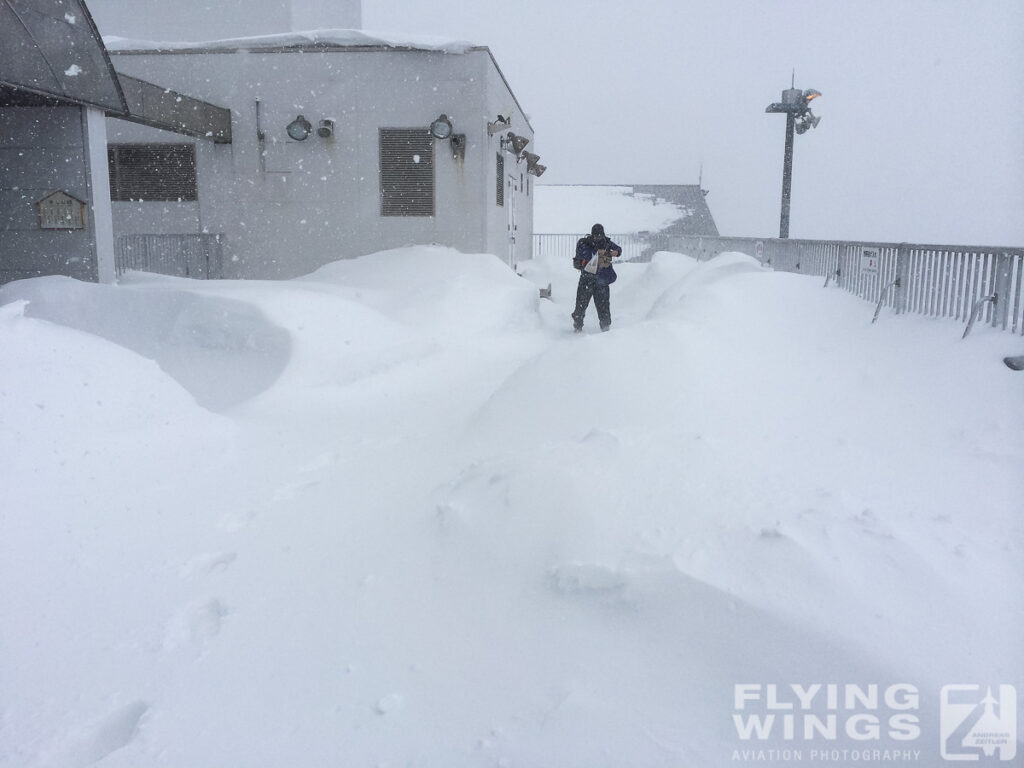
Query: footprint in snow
[
  {"left": 39, "top": 701, "right": 149, "bottom": 768},
  {"left": 178, "top": 551, "right": 237, "bottom": 579},
  {"left": 163, "top": 598, "right": 228, "bottom": 651},
  {"left": 549, "top": 562, "right": 629, "bottom": 596},
  {"left": 217, "top": 507, "right": 257, "bottom": 532},
  {"left": 271, "top": 478, "right": 321, "bottom": 502}
]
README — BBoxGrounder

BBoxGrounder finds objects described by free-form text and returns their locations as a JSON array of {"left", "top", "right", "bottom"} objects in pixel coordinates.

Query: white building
[
  {"left": 105, "top": 32, "right": 537, "bottom": 279},
  {"left": 0, "top": 0, "right": 541, "bottom": 284}
]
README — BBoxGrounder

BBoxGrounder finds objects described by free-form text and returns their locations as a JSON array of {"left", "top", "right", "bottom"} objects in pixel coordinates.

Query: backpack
[{"left": 573, "top": 236, "right": 590, "bottom": 270}]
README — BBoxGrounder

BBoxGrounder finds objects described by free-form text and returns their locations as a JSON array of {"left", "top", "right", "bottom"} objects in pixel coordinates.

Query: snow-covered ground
[{"left": 1, "top": 246, "right": 1021, "bottom": 767}]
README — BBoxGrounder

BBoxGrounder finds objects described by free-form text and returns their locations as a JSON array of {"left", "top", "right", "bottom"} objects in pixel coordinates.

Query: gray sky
[{"left": 363, "top": 0, "right": 1024, "bottom": 245}]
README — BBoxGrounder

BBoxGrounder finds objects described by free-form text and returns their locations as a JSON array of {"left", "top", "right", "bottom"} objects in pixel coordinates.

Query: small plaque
[
  {"left": 37, "top": 190, "right": 86, "bottom": 230},
  {"left": 860, "top": 247, "right": 880, "bottom": 275}
]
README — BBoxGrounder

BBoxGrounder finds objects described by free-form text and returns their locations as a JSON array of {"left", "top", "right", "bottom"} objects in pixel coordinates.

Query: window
[
  {"left": 496, "top": 153, "right": 504, "bottom": 206},
  {"left": 107, "top": 143, "right": 197, "bottom": 201},
  {"left": 380, "top": 128, "right": 434, "bottom": 216}
]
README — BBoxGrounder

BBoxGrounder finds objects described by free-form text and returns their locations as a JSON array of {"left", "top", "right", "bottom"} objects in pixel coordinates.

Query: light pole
[{"left": 766, "top": 82, "right": 821, "bottom": 238}]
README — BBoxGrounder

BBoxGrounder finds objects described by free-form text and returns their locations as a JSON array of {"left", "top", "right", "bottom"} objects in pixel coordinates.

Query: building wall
[
  {"left": 481, "top": 62, "right": 536, "bottom": 268},
  {"left": 107, "top": 48, "right": 532, "bottom": 279},
  {"left": 0, "top": 106, "right": 108, "bottom": 284}
]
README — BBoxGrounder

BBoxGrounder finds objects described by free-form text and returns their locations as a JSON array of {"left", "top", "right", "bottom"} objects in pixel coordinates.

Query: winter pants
[{"left": 572, "top": 272, "right": 611, "bottom": 330}]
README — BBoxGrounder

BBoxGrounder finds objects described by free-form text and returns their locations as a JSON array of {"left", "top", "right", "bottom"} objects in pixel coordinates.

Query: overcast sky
[{"left": 363, "top": 0, "right": 1024, "bottom": 245}]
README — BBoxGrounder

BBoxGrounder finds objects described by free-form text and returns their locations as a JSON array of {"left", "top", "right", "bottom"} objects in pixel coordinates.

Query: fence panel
[
  {"left": 115, "top": 234, "right": 224, "bottom": 279},
  {"left": 547, "top": 233, "right": 1024, "bottom": 336}
]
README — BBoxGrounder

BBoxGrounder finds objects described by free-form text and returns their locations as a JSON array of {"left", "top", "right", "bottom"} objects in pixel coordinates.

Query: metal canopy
[
  {"left": 0, "top": 0, "right": 231, "bottom": 142},
  {"left": 114, "top": 73, "right": 232, "bottom": 143},
  {"left": 0, "top": 0, "right": 127, "bottom": 113}
]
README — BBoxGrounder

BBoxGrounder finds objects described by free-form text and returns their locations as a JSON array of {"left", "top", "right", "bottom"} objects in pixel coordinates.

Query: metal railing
[
  {"left": 115, "top": 234, "right": 225, "bottom": 279},
  {"left": 532, "top": 233, "right": 658, "bottom": 264},
  {"left": 534, "top": 233, "right": 1024, "bottom": 336}
]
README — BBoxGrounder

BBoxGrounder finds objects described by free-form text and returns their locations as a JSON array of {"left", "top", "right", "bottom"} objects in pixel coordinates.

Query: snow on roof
[
  {"left": 534, "top": 185, "right": 690, "bottom": 235},
  {"left": 103, "top": 28, "right": 478, "bottom": 54}
]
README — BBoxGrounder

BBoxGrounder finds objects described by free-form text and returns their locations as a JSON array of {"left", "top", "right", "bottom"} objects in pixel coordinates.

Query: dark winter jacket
[{"left": 574, "top": 235, "right": 622, "bottom": 285}]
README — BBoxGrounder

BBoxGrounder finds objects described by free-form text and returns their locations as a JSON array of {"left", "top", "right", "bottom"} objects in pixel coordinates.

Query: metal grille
[
  {"left": 115, "top": 234, "right": 224, "bottom": 279},
  {"left": 379, "top": 128, "right": 434, "bottom": 217},
  {"left": 496, "top": 154, "right": 504, "bottom": 206},
  {"left": 107, "top": 144, "right": 198, "bottom": 201}
]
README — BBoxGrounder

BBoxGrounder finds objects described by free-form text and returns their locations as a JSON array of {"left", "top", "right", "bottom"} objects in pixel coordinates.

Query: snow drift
[{"left": 1, "top": 246, "right": 1021, "bottom": 767}]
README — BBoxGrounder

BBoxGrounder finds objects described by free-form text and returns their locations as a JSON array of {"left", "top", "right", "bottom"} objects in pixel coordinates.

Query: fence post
[
  {"left": 993, "top": 253, "right": 1011, "bottom": 330},
  {"left": 895, "top": 243, "right": 909, "bottom": 314}
]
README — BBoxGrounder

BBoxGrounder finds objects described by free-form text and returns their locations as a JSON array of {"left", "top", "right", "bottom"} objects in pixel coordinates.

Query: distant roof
[
  {"left": 0, "top": 0, "right": 126, "bottom": 113},
  {"left": 534, "top": 185, "right": 719, "bottom": 237},
  {"left": 103, "top": 28, "right": 478, "bottom": 55}
]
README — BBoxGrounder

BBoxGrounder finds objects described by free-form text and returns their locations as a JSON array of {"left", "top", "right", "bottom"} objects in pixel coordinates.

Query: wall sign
[
  {"left": 860, "top": 247, "right": 880, "bottom": 275},
  {"left": 37, "top": 191, "right": 86, "bottom": 230}
]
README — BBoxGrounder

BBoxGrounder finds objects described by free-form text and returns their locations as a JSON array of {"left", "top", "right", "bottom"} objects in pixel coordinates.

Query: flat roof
[
  {"left": 105, "top": 28, "right": 534, "bottom": 134},
  {"left": 103, "top": 28, "right": 478, "bottom": 55}
]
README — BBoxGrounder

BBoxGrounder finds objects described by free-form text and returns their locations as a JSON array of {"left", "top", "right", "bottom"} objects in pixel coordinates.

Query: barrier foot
[{"left": 962, "top": 295, "right": 997, "bottom": 339}]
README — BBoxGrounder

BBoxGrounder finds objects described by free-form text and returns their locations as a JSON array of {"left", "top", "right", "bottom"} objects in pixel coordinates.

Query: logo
[{"left": 940, "top": 685, "right": 1017, "bottom": 761}]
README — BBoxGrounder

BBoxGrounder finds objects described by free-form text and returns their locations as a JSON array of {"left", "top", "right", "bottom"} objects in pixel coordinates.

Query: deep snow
[{"left": 1, "top": 246, "right": 1021, "bottom": 767}]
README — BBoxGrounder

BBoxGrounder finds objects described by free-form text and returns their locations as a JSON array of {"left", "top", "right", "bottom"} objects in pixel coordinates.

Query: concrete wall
[
  {"left": 107, "top": 47, "right": 533, "bottom": 279},
  {"left": 0, "top": 106, "right": 112, "bottom": 284}
]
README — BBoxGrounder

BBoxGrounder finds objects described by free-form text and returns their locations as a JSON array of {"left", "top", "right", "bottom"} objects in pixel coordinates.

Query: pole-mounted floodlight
[{"left": 766, "top": 82, "right": 822, "bottom": 238}]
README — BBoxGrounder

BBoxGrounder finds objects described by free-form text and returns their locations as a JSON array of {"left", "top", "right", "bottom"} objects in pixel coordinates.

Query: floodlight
[
  {"left": 429, "top": 114, "right": 454, "bottom": 140},
  {"left": 501, "top": 132, "right": 529, "bottom": 155},
  {"left": 286, "top": 114, "right": 312, "bottom": 141}
]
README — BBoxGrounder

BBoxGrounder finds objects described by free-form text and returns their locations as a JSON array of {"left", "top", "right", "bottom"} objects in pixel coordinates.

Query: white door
[{"left": 506, "top": 174, "right": 518, "bottom": 268}]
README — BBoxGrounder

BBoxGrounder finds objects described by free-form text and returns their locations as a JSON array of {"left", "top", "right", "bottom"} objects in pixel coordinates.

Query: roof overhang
[
  {"left": 0, "top": 0, "right": 127, "bottom": 113},
  {"left": 112, "top": 73, "right": 232, "bottom": 143},
  {"left": 0, "top": 0, "right": 230, "bottom": 143}
]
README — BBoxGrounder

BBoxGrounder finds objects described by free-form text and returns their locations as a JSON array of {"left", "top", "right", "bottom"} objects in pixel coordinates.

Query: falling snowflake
[{"left": 64, "top": 64, "right": 82, "bottom": 77}]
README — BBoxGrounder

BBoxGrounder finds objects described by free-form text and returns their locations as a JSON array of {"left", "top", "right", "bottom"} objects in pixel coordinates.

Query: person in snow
[{"left": 572, "top": 223, "right": 622, "bottom": 332}]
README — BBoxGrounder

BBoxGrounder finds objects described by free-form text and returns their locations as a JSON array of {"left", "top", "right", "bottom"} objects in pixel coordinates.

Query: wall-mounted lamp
[
  {"left": 523, "top": 150, "right": 546, "bottom": 177},
  {"left": 286, "top": 114, "right": 313, "bottom": 141},
  {"left": 317, "top": 118, "right": 335, "bottom": 138},
  {"left": 429, "top": 113, "right": 454, "bottom": 140},
  {"left": 450, "top": 133, "right": 466, "bottom": 161},
  {"left": 487, "top": 115, "right": 511, "bottom": 135},
  {"left": 500, "top": 132, "right": 529, "bottom": 155}
]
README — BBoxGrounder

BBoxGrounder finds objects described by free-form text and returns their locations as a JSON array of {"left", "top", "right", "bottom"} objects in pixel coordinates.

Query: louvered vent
[
  {"left": 496, "top": 153, "right": 504, "bottom": 206},
  {"left": 107, "top": 144, "right": 198, "bottom": 201},
  {"left": 380, "top": 128, "right": 434, "bottom": 217}
]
